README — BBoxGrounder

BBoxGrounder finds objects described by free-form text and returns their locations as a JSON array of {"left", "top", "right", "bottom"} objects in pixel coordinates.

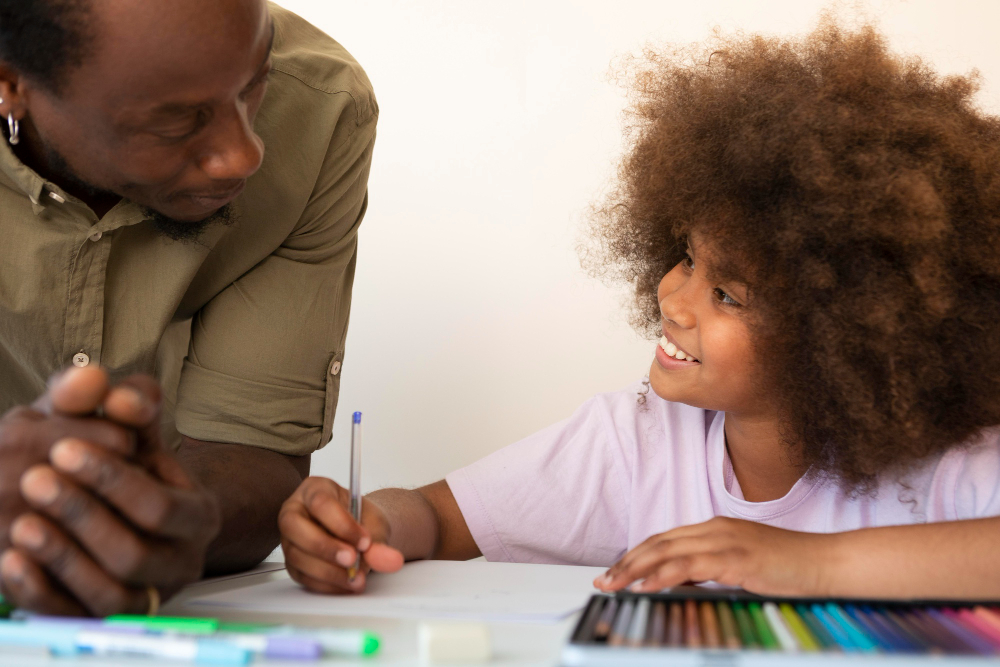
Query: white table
[{"left": 7, "top": 563, "right": 580, "bottom": 667}]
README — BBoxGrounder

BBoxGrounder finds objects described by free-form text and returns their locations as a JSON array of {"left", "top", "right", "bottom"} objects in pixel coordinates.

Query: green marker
[
  {"left": 748, "top": 602, "right": 778, "bottom": 649},
  {"left": 732, "top": 602, "right": 759, "bottom": 648},
  {"left": 0, "top": 595, "right": 13, "bottom": 619},
  {"left": 105, "top": 615, "right": 219, "bottom": 635}
]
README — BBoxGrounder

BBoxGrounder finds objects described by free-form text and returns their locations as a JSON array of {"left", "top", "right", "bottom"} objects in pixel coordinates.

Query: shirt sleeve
[
  {"left": 925, "top": 430, "right": 1000, "bottom": 521},
  {"left": 173, "top": 107, "right": 376, "bottom": 456},
  {"left": 445, "top": 396, "right": 631, "bottom": 566}
]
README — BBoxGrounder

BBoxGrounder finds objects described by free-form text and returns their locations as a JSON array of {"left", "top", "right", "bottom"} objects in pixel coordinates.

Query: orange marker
[{"left": 685, "top": 599, "right": 702, "bottom": 648}]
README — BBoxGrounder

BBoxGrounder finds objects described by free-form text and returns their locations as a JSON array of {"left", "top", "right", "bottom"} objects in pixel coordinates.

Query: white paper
[
  {"left": 186, "top": 561, "right": 286, "bottom": 588},
  {"left": 190, "top": 560, "right": 606, "bottom": 623}
]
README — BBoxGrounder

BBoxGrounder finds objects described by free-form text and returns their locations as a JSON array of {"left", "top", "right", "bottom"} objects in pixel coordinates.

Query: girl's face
[{"left": 649, "top": 235, "right": 763, "bottom": 417}]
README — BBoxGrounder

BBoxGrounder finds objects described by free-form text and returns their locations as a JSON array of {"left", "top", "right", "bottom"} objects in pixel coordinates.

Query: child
[{"left": 278, "top": 20, "right": 1000, "bottom": 599}]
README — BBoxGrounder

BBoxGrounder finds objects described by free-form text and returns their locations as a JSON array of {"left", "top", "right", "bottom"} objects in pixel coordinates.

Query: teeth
[{"left": 659, "top": 335, "right": 698, "bottom": 363}]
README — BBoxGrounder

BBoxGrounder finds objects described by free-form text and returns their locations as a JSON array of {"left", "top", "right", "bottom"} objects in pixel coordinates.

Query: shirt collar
[
  {"left": 0, "top": 135, "right": 150, "bottom": 227},
  {"left": 0, "top": 137, "right": 46, "bottom": 211}
]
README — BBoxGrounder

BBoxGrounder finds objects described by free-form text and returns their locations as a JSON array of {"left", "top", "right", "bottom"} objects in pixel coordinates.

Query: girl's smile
[{"left": 654, "top": 333, "right": 700, "bottom": 367}]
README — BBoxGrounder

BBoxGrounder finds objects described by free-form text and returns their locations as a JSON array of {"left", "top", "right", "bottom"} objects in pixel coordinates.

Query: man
[{"left": 0, "top": 0, "right": 376, "bottom": 615}]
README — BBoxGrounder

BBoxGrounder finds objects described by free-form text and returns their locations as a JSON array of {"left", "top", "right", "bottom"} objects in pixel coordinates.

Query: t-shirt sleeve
[
  {"left": 445, "top": 396, "right": 631, "bottom": 566},
  {"left": 926, "top": 431, "right": 1000, "bottom": 521},
  {"left": 173, "top": 106, "right": 376, "bottom": 456}
]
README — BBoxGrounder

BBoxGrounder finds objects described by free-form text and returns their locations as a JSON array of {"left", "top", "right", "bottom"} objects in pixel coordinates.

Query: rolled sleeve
[{"left": 175, "top": 111, "right": 376, "bottom": 456}]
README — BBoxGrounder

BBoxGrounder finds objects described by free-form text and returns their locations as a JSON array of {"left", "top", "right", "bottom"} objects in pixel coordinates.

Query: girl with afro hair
[{"left": 279, "top": 19, "right": 1000, "bottom": 599}]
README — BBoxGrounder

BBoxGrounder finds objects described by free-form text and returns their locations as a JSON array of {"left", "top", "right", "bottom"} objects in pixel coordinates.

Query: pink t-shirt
[{"left": 445, "top": 380, "right": 1000, "bottom": 566}]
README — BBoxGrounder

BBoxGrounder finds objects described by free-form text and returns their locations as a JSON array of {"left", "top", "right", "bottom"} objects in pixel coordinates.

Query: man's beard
[{"left": 44, "top": 144, "right": 238, "bottom": 242}]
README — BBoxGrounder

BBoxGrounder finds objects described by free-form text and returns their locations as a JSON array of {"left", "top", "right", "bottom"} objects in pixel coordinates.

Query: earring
[{"left": 7, "top": 113, "right": 18, "bottom": 145}]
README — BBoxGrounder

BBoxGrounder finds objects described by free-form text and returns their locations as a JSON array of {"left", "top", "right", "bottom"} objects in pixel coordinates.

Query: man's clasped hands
[{"left": 0, "top": 366, "right": 220, "bottom": 616}]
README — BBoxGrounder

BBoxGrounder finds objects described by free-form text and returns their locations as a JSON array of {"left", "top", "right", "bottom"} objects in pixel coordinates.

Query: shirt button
[
  {"left": 72, "top": 352, "right": 90, "bottom": 367},
  {"left": 89, "top": 231, "right": 103, "bottom": 242},
  {"left": 330, "top": 360, "right": 342, "bottom": 376}
]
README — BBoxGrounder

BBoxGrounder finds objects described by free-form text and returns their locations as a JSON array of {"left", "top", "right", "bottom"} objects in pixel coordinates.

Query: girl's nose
[{"left": 660, "top": 289, "right": 696, "bottom": 329}]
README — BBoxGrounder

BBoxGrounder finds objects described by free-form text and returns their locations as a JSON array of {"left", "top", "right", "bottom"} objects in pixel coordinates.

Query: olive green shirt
[{"left": 0, "top": 4, "right": 377, "bottom": 456}]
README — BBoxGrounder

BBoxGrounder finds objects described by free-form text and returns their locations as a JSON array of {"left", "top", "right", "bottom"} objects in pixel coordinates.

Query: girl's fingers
[
  {"left": 363, "top": 542, "right": 405, "bottom": 573},
  {"left": 284, "top": 542, "right": 365, "bottom": 594},
  {"left": 289, "top": 564, "right": 365, "bottom": 596},
  {"left": 279, "top": 500, "right": 366, "bottom": 567},
  {"left": 638, "top": 551, "right": 738, "bottom": 592},
  {"left": 296, "top": 478, "right": 370, "bottom": 550},
  {"left": 600, "top": 535, "right": 724, "bottom": 590},
  {"left": 597, "top": 518, "right": 744, "bottom": 590}
]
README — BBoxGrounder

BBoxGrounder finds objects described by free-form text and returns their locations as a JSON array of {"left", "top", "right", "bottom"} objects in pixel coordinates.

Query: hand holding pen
[{"left": 279, "top": 413, "right": 404, "bottom": 594}]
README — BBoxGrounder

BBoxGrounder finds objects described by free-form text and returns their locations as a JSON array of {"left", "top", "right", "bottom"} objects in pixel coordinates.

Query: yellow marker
[{"left": 780, "top": 602, "right": 819, "bottom": 651}]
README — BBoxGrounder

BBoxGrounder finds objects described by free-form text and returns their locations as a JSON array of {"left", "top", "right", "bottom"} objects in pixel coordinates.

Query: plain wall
[{"left": 279, "top": 0, "right": 1000, "bottom": 491}]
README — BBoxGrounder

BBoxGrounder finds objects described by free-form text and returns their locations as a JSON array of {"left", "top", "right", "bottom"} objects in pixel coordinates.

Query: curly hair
[{"left": 587, "top": 19, "right": 1000, "bottom": 488}]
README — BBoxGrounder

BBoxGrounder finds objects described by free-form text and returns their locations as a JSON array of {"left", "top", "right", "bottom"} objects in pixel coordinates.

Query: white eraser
[{"left": 418, "top": 622, "right": 491, "bottom": 664}]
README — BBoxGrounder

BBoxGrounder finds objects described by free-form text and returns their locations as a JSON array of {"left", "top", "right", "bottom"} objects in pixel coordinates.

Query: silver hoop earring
[{"left": 7, "top": 113, "right": 18, "bottom": 145}]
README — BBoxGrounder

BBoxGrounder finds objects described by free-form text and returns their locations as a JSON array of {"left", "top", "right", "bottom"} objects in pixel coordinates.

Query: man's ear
[{"left": 0, "top": 62, "right": 27, "bottom": 120}]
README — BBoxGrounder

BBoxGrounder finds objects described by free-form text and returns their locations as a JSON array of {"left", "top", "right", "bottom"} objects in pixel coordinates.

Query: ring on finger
[{"left": 145, "top": 585, "right": 160, "bottom": 616}]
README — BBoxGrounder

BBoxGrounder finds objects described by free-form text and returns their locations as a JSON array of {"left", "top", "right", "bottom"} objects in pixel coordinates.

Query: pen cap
[
  {"left": 353, "top": 411, "right": 362, "bottom": 424},
  {"left": 0, "top": 622, "right": 79, "bottom": 655},
  {"left": 264, "top": 636, "right": 322, "bottom": 659},
  {"left": 195, "top": 639, "right": 252, "bottom": 666}
]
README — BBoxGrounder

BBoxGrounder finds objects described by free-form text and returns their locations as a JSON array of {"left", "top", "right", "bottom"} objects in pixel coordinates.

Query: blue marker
[{"left": 0, "top": 619, "right": 250, "bottom": 664}]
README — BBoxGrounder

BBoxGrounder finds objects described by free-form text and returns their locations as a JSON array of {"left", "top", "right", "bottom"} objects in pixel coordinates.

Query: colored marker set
[
  {"left": 0, "top": 614, "right": 380, "bottom": 665},
  {"left": 562, "top": 589, "right": 1000, "bottom": 666}
]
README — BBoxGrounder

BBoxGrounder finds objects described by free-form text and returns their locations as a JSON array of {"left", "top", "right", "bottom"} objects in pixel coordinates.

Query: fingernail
[
  {"left": 0, "top": 551, "right": 25, "bottom": 583},
  {"left": 597, "top": 572, "right": 613, "bottom": 586},
  {"left": 116, "top": 386, "right": 147, "bottom": 412},
  {"left": 357, "top": 536, "right": 371, "bottom": 552},
  {"left": 20, "top": 468, "right": 60, "bottom": 505},
  {"left": 11, "top": 518, "right": 45, "bottom": 550},
  {"left": 336, "top": 550, "right": 354, "bottom": 567},
  {"left": 51, "top": 439, "right": 87, "bottom": 472}
]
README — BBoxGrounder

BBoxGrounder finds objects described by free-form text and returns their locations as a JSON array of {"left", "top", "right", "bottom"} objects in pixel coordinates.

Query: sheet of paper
[
  {"left": 186, "top": 561, "right": 286, "bottom": 588},
  {"left": 190, "top": 560, "right": 606, "bottom": 623}
]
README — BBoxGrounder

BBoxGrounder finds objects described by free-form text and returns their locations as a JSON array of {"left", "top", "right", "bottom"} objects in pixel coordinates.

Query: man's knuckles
[{"left": 104, "top": 535, "right": 153, "bottom": 582}]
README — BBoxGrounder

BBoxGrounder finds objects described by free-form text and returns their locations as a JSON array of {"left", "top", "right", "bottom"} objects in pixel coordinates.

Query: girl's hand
[
  {"left": 279, "top": 477, "right": 404, "bottom": 595},
  {"left": 594, "top": 517, "right": 836, "bottom": 597}
]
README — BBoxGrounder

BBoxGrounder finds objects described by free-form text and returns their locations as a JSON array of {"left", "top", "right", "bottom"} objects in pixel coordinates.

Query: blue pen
[{"left": 347, "top": 410, "right": 363, "bottom": 580}]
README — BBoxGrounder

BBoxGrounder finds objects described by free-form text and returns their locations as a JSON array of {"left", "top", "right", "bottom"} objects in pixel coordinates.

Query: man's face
[{"left": 21, "top": 0, "right": 272, "bottom": 223}]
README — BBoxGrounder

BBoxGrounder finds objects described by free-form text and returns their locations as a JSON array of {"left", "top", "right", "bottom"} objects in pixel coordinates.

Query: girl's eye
[
  {"left": 681, "top": 254, "right": 694, "bottom": 271},
  {"left": 714, "top": 288, "right": 739, "bottom": 306}
]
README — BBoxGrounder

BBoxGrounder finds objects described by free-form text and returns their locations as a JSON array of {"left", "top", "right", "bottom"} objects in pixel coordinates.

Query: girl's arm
[
  {"left": 822, "top": 517, "right": 1000, "bottom": 598},
  {"left": 597, "top": 516, "right": 1000, "bottom": 599},
  {"left": 278, "top": 477, "right": 479, "bottom": 594}
]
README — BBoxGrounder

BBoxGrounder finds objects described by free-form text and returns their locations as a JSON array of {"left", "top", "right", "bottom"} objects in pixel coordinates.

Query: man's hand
[
  {"left": 593, "top": 517, "right": 835, "bottom": 597},
  {"left": 280, "top": 477, "right": 404, "bottom": 594},
  {"left": 0, "top": 367, "right": 221, "bottom": 616},
  {"left": 0, "top": 369, "right": 136, "bottom": 554}
]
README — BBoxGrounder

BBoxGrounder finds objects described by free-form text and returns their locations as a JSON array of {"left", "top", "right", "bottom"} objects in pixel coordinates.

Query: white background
[{"left": 280, "top": 0, "right": 1000, "bottom": 491}]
